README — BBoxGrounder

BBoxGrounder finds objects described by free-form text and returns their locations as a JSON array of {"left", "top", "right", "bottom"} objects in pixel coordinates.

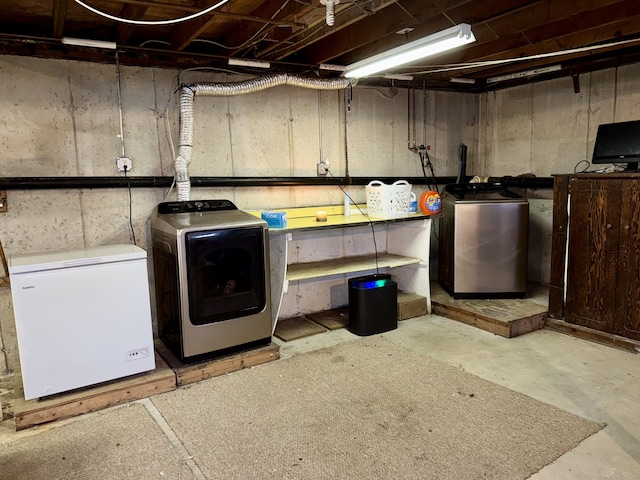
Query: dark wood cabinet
[
  {"left": 549, "top": 174, "right": 640, "bottom": 342},
  {"left": 616, "top": 179, "right": 640, "bottom": 339}
]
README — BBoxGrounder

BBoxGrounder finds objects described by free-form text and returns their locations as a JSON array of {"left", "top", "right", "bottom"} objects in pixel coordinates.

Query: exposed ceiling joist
[
  {"left": 115, "top": 4, "right": 149, "bottom": 45},
  {"left": 52, "top": 0, "right": 70, "bottom": 38},
  {"left": 1, "top": 0, "right": 640, "bottom": 92}
]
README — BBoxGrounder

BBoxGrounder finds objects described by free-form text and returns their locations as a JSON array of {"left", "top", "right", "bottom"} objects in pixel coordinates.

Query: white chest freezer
[{"left": 9, "top": 244, "right": 155, "bottom": 400}]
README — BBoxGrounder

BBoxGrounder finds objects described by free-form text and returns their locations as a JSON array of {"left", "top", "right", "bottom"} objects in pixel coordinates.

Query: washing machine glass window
[{"left": 185, "top": 227, "right": 266, "bottom": 325}]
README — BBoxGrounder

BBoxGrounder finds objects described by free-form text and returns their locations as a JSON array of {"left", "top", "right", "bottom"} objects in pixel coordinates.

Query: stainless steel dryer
[{"left": 150, "top": 200, "right": 271, "bottom": 361}]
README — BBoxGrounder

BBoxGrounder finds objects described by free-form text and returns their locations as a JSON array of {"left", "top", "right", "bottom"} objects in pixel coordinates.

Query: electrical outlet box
[
  {"left": 116, "top": 157, "right": 133, "bottom": 172},
  {"left": 317, "top": 160, "right": 329, "bottom": 176}
]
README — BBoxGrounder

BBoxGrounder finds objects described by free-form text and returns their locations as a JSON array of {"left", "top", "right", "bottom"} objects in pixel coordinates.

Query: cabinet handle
[
  {"left": 606, "top": 223, "right": 613, "bottom": 229},
  {"left": 624, "top": 225, "right": 630, "bottom": 230}
]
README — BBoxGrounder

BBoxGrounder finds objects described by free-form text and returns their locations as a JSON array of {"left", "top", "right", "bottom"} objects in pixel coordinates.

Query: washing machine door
[{"left": 185, "top": 226, "right": 267, "bottom": 325}]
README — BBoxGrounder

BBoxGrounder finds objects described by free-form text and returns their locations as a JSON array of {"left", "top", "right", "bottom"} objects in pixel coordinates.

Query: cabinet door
[
  {"left": 566, "top": 178, "right": 621, "bottom": 333},
  {"left": 615, "top": 180, "right": 640, "bottom": 340}
]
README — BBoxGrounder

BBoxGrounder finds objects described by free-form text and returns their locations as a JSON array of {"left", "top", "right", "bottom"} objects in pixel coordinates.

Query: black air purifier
[{"left": 348, "top": 274, "right": 398, "bottom": 336}]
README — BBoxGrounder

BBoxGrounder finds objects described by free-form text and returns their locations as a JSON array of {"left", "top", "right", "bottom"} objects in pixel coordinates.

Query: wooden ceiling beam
[
  {"left": 523, "top": 0, "right": 640, "bottom": 43},
  {"left": 82, "top": 0, "right": 224, "bottom": 14},
  {"left": 170, "top": 8, "right": 220, "bottom": 51},
  {"left": 485, "top": 0, "right": 622, "bottom": 37},
  {"left": 82, "top": 0, "right": 305, "bottom": 28},
  {"left": 168, "top": 0, "right": 274, "bottom": 51},
  {"left": 430, "top": 0, "right": 545, "bottom": 33},
  {"left": 298, "top": 0, "right": 544, "bottom": 64},
  {"left": 224, "top": 0, "right": 311, "bottom": 57},
  {"left": 260, "top": 0, "right": 399, "bottom": 60},
  {"left": 115, "top": 4, "right": 148, "bottom": 45},
  {"left": 425, "top": 15, "right": 640, "bottom": 82},
  {"left": 52, "top": 0, "right": 70, "bottom": 38},
  {"left": 434, "top": 8, "right": 640, "bottom": 68},
  {"left": 330, "top": 0, "right": 532, "bottom": 67},
  {"left": 373, "top": 1, "right": 640, "bottom": 82},
  {"left": 297, "top": 0, "right": 474, "bottom": 65}
]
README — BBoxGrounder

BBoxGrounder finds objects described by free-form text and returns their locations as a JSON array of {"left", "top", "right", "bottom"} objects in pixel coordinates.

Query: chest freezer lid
[{"left": 8, "top": 244, "right": 147, "bottom": 275}]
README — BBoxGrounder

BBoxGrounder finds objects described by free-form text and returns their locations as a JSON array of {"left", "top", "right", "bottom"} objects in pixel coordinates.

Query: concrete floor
[
  {"left": 278, "top": 317, "right": 640, "bottom": 479},
  {"left": 1, "top": 312, "right": 639, "bottom": 479}
]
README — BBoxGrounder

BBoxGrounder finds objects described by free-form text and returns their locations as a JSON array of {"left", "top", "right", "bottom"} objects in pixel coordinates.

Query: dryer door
[{"left": 185, "top": 226, "right": 266, "bottom": 325}]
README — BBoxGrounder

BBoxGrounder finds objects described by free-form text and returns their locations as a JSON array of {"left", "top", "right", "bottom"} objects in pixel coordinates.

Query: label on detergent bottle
[{"left": 419, "top": 190, "right": 442, "bottom": 215}]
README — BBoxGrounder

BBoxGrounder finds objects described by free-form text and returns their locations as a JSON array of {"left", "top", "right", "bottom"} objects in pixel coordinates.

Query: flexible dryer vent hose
[{"left": 175, "top": 74, "right": 354, "bottom": 201}]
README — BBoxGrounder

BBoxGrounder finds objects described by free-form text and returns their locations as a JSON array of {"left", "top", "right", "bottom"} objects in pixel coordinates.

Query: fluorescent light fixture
[
  {"left": 450, "top": 77, "right": 476, "bottom": 84},
  {"left": 319, "top": 63, "right": 346, "bottom": 72},
  {"left": 486, "top": 64, "right": 561, "bottom": 84},
  {"left": 228, "top": 58, "right": 271, "bottom": 69},
  {"left": 62, "top": 37, "right": 117, "bottom": 49},
  {"left": 343, "top": 23, "right": 475, "bottom": 79},
  {"left": 383, "top": 74, "right": 414, "bottom": 81}
]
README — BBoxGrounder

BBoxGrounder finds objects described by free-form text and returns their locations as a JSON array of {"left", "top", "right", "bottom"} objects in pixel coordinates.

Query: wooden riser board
[
  {"left": 13, "top": 352, "right": 176, "bottom": 430},
  {"left": 397, "top": 291, "right": 428, "bottom": 320},
  {"left": 545, "top": 318, "right": 640, "bottom": 354},
  {"left": 274, "top": 316, "right": 327, "bottom": 341},
  {"left": 155, "top": 340, "right": 280, "bottom": 386},
  {"left": 431, "top": 283, "right": 547, "bottom": 338},
  {"left": 306, "top": 309, "right": 349, "bottom": 330}
]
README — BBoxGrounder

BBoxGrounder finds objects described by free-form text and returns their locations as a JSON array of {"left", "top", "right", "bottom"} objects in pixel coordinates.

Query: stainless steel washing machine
[
  {"left": 438, "top": 183, "right": 529, "bottom": 299},
  {"left": 150, "top": 200, "right": 271, "bottom": 361}
]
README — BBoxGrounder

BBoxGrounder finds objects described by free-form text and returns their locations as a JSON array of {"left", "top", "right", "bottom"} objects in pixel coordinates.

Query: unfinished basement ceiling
[{"left": 1, "top": 0, "right": 640, "bottom": 92}]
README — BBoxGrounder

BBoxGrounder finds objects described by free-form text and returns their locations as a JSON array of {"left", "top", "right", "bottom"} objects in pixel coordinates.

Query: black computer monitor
[{"left": 592, "top": 120, "right": 640, "bottom": 172}]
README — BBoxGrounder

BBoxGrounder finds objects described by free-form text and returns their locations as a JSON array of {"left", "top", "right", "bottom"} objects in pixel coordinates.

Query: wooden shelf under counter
[
  {"left": 286, "top": 252, "right": 422, "bottom": 282},
  {"left": 247, "top": 204, "right": 434, "bottom": 329}
]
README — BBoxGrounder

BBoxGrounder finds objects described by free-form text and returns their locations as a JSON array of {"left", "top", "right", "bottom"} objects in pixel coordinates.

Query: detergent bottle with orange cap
[{"left": 419, "top": 190, "right": 442, "bottom": 215}]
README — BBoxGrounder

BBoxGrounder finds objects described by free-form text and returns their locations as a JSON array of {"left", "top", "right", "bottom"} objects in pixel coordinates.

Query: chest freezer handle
[{"left": 63, "top": 258, "right": 103, "bottom": 268}]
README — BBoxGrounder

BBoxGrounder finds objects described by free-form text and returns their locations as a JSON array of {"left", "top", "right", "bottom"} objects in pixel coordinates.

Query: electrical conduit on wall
[{"left": 176, "top": 73, "right": 354, "bottom": 201}]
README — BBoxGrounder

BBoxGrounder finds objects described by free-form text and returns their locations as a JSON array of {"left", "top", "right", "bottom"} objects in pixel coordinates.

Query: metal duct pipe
[
  {"left": 176, "top": 74, "right": 354, "bottom": 201},
  {"left": 176, "top": 88, "right": 195, "bottom": 201},
  {"left": 188, "top": 74, "right": 353, "bottom": 96}
]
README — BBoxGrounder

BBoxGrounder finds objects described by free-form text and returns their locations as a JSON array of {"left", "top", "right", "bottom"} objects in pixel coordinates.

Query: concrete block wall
[
  {"left": 280, "top": 223, "right": 389, "bottom": 319},
  {"left": 2, "top": 53, "right": 639, "bottom": 376},
  {"left": 478, "top": 63, "right": 640, "bottom": 284},
  {"left": 0, "top": 55, "right": 477, "bottom": 374}
]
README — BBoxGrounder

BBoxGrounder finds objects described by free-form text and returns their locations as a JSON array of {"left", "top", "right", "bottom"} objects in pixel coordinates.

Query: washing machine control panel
[{"left": 158, "top": 199, "right": 237, "bottom": 214}]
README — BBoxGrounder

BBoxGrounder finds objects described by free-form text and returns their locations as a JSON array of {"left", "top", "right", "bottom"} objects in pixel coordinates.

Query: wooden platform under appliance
[
  {"left": 431, "top": 283, "right": 548, "bottom": 338},
  {"left": 11, "top": 341, "right": 281, "bottom": 431},
  {"left": 154, "top": 340, "right": 280, "bottom": 386},
  {"left": 13, "top": 352, "right": 176, "bottom": 430},
  {"left": 274, "top": 292, "right": 429, "bottom": 342}
]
